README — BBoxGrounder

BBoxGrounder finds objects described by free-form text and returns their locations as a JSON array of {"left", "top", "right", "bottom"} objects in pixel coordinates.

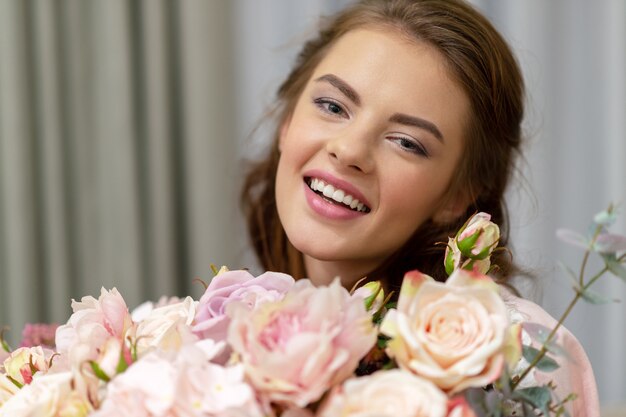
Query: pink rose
[
  {"left": 228, "top": 279, "right": 377, "bottom": 408},
  {"left": 193, "top": 270, "right": 294, "bottom": 342},
  {"left": 318, "top": 370, "right": 447, "bottom": 417},
  {"left": 380, "top": 269, "right": 514, "bottom": 394}
]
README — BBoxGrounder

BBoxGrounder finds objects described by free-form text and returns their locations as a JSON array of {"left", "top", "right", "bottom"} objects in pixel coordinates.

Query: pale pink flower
[
  {"left": 134, "top": 296, "right": 198, "bottom": 356},
  {"left": 54, "top": 288, "right": 134, "bottom": 405},
  {"left": 228, "top": 278, "right": 377, "bottom": 408},
  {"left": 0, "top": 371, "right": 92, "bottom": 417},
  {"left": 318, "top": 369, "right": 447, "bottom": 417},
  {"left": 55, "top": 288, "right": 133, "bottom": 361},
  {"left": 93, "top": 342, "right": 264, "bottom": 417},
  {"left": 193, "top": 270, "right": 295, "bottom": 342},
  {"left": 381, "top": 269, "right": 514, "bottom": 394}
]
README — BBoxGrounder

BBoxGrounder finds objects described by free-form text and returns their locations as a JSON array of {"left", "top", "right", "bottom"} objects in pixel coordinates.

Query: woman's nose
[{"left": 325, "top": 127, "right": 374, "bottom": 173}]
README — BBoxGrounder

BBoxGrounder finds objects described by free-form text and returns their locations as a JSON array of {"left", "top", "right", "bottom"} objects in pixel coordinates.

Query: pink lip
[
  {"left": 301, "top": 170, "right": 371, "bottom": 221},
  {"left": 302, "top": 169, "right": 371, "bottom": 208}
]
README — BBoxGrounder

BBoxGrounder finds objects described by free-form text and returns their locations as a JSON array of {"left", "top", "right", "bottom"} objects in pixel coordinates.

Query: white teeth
[{"left": 307, "top": 178, "right": 368, "bottom": 212}]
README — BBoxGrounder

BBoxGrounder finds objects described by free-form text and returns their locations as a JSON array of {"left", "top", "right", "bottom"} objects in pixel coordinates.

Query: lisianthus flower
[
  {"left": 193, "top": 270, "right": 295, "bottom": 343},
  {"left": 228, "top": 278, "right": 377, "bottom": 408}
]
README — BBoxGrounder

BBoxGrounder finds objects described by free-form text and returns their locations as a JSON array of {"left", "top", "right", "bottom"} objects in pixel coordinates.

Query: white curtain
[
  {"left": 0, "top": 0, "right": 624, "bottom": 409},
  {"left": 0, "top": 0, "right": 240, "bottom": 338}
]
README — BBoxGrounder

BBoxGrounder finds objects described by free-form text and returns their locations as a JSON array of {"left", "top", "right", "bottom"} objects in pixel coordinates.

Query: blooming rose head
[
  {"left": 318, "top": 370, "right": 447, "bottom": 417},
  {"left": 134, "top": 296, "right": 198, "bottom": 356},
  {"left": 380, "top": 269, "right": 511, "bottom": 394},
  {"left": 55, "top": 288, "right": 133, "bottom": 361},
  {"left": 54, "top": 288, "right": 134, "bottom": 405},
  {"left": 228, "top": 278, "right": 377, "bottom": 408},
  {"left": 192, "top": 270, "right": 295, "bottom": 343}
]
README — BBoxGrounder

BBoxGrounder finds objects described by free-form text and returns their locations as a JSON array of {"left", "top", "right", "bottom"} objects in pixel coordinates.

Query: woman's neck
[{"left": 303, "top": 255, "right": 376, "bottom": 289}]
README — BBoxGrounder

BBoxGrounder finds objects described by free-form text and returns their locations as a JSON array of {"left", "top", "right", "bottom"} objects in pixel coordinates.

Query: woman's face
[{"left": 275, "top": 28, "right": 470, "bottom": 285}]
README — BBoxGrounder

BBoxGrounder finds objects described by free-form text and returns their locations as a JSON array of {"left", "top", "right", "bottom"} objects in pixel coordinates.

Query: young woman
[{"left": 242, "top": 1, "right": 599, "bottom": 415}]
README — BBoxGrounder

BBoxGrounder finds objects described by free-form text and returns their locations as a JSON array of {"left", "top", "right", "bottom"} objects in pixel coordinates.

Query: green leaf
[
  {"left": 514, "top": 386, "right": 552, "bottom": 417},
  {"left": 603, "top": 254, "right": 626, "bottom": 281},
  {"left": 6, "top": 375, "right": 23, "bottom": 389},
  {"left": 522, "top": 345, "right": 560, "bottom": 372},
  {"left": 464, "top": 388, "right": 488, "bottom": 417},
  {"left": 0, "top": 327, "right": 12, "bottom": 353},
  {"left": 89, "top": 361, "right": 111, "bottom": 382},
  {"left": 557, "top": 262, "right": 579, "bottom": 285},
  {"left": 594, "top": 207, "right": 617, "bottom": 226},
  {"left": 580, "top": 287, "right": 618, "bottom": 304},
  {"left": 116, "top": 351, "right": 129, "bottom": 374}
]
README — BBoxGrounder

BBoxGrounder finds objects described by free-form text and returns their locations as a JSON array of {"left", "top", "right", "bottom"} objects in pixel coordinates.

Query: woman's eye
[
  {"left": 314, "top": 98, "right": 347, "bottom": 118},
  {"left": 390, "top": 137, "right": 429, "bottom": 157}
]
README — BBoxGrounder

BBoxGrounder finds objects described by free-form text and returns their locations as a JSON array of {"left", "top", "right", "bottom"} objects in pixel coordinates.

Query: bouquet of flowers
[{"left": 1, "top": 207, "right": 624, "bottom": 417}]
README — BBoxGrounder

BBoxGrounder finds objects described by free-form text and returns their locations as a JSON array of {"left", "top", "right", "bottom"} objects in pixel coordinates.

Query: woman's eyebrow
[
  {"left": 389, "top": 113, "right": 444, "bottom": 143},
  {"left": 314, "top": 74, "right": 361, "bottom": 106},
  {"left": 314, "top": 73, "right": 444, "bottom": 143}
]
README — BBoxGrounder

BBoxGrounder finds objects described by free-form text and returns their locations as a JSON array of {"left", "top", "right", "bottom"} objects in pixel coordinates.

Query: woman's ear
[{"left": 432, "top": 193, "right": 470, "bottom": 225}]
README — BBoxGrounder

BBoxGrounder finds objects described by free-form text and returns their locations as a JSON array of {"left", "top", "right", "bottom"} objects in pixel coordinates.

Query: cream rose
[
  {"left": 380, "top": 269, "right": 514, "bottom": 394},
  {"left": 318, "top": 369, "right": 447, "bottom": 417}
]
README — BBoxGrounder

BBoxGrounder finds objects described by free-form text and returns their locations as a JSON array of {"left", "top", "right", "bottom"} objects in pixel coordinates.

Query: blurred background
[{"left": 0, "top": 0, "right": 624, "bottom": 411}]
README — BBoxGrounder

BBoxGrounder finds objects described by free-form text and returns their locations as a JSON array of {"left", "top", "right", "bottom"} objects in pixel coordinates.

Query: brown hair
[{"left": 241, "top": 0, "right": 525, "bottom": 293}]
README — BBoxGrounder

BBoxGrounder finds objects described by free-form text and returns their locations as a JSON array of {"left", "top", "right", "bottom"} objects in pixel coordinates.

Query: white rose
[
  {"left": 318, "top": 369, "right": 447, "bottom": 417},
  {"left": 135, "top": 296, "right": 198, "bottom": 355}
]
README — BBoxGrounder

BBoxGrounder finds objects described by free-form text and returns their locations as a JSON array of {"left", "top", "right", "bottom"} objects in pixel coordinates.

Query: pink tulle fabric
[{"left": 503, "top": 292, "right": 600, "bottom": 417}]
